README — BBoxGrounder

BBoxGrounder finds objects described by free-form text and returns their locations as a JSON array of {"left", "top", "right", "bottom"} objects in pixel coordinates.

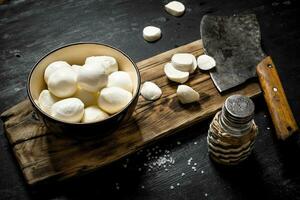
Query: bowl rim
[{"left": 27, "top": 42, "right": 141, "bottom": 125}]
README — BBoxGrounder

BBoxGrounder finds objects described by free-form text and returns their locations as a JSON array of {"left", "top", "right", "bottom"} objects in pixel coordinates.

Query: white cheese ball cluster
[
  {"left": 36, "top": 56, "right": 134, "bottom": 123},
  {"left": 140, "top": 53, "right": 216, "bottom": 104},
  {"left": 162, "top": 53, "right": 216, "bottom": 104}
]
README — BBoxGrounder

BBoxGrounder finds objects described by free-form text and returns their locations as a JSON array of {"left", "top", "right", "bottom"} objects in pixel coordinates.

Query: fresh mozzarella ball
[
  {"left": 44, "top": 61, "right": 71, "bottom": 83},
  {"left": 164, "top": 1, "right": 185, "bottom": 17},
  {"left": 81, "top": 106, "right": 109, "bottom": 123},
  {"left": 107, "top": 71, "right": 133, "bottom": 92},
  {"left": 143, "top": 26, "right": 161, "bottom": 42},
  {"left": 73, "top": 87, "right": 98, "bottom": 107},
  {"left": 197, "top": 55, "right": 216, "bottom": 70},
  {"left": 164, "top": 62, "right": 189, "bottom": 83},
  {"left": 47, "top": 67, "right": 77, "bottom": 98},
  {"left": 71, "top": 64, "right": 82, "bottom": 74},
  {"left": 85, "top": 56, "right": 118, "bottom": 75},
  {"left": 140, "top": 81, "right": 162, "bottom": 101},
  {"left": 77, "top": 63, "right": 108, "bottom": 93},
  {"left": 98, "top": 87, "right": 133, "bottom": 114},
  {"left": 171, "top": 53, "right": 195, "bottom": 72},
  {"left": 38, "top": 89, "right": 59, "bottom": 114},
  {"left": 177, "top": 85, "right": 199, "bottom": 104},
  {"left": 51, "top": 98, "right": 84, "bottom": 123}
]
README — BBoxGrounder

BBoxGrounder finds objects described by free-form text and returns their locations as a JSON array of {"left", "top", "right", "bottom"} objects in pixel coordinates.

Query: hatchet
[{"left": 200, "top": 14, "right": 298, "bottom": 140}]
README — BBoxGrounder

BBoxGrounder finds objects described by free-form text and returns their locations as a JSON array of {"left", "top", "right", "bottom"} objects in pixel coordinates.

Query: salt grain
[
  {"left": 141, "top": 185, "right": 145, "bottom": 189},
  {"left": 177, "top": 141, "right": 181, "bottom": 145},
  {"left": 177, "top": 183, "right": 180, "bottom": 186},
  {"left": 181, "top": 172, "right": 185, "bottom": 176},
  {"left": 267, "top": 127, "right": 270, "bottom": 130},
  {"left": 205, "top": 193, "right": 208, "bottom": 197},
  {"left": 201, "top": 170, "right": 204, "bottom": 174},
  {"left": 194, "top": 142, "right": 198, "bottom": 145},
  {"left": 170, "top": 185, "right": 174, "bottom": 189}
]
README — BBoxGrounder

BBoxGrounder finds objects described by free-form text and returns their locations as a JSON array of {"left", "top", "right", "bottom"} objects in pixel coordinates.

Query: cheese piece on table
[
  {"left": 143, "top": 26, "right": 161, "bottom": 42},
  {"left": 164, "top": 1, "right": 185, "bottom": 17}
]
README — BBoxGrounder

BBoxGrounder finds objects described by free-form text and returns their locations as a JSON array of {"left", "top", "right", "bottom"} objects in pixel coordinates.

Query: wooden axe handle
[{"left": 256, "top": 56, "right": 298, "bottom": 140}]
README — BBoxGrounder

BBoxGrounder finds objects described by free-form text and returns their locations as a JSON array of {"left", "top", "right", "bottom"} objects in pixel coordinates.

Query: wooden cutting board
[{"left": 0, "top": 40, "right": 261, "bottom": 185}]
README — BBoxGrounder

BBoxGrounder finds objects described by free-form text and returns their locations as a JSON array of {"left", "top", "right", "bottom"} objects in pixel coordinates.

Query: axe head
[{"left": 200, "top": 14, "right": 266, "bottom": 92}]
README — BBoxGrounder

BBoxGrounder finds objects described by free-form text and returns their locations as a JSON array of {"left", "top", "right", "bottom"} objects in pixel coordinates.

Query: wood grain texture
[
  {"left": 1, "top": 40, "right": 261, "bottom": 185},
  {"left": 257, "top": 56, "right": 299, "bottom": 140}
]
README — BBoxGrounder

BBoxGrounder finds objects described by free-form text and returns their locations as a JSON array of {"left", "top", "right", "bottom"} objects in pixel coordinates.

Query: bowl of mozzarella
[{"left": 27, "top": 43, "right": 141, "bottom": 137}]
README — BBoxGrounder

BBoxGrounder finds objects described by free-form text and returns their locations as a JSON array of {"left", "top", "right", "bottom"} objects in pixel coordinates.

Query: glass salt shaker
[{"left": 207, "top": 94, "right": 258, "bottom": 165}]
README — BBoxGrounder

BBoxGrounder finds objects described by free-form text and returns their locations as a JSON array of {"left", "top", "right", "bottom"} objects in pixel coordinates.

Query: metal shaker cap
[{"left": 223, "top": 94, "right": 255, "bottom": 125}]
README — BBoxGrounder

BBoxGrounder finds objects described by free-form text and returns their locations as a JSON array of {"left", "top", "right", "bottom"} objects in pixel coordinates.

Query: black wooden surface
[{"left": 1, "top": 0, "right": 300, "bottom": 199}]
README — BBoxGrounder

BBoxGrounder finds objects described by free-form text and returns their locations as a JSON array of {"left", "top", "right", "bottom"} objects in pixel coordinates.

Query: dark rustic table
[{"left": 1, "top": 0, "right": 300, "bottom": 199}]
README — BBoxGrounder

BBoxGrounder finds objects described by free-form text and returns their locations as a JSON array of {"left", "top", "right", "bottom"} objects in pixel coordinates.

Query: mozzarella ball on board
[
  {"left": 164, "top": 1, "right": 185, "bottom": 17},
  {"left": 51, "top": 98, "right": 84, "bottom": 123},
  {"left": 140, "top": 81, "right": 162, "bottom": 101},
  {"left": 143, "top": 26, "right": 161, "bottom": 42},
  {"left": 197, "top": 55, "right": 216, "bottom": 70},
  {"left": 107, "top": 71, "right": 133, "bottom": 92},
  {"left": 38, "top": 89, "right": 60, "bottom": 114},
  {"left": 81, "top": 106, "right": 109, "bottom": 123},
  {"left": 77, "top": 63, "right": 108, "bottom": 93},
  {"left": 171, "top": 53, "right": 195, "bottom": 72},
  {"left": 190, "top": 55, "right": 198, "bottom": 73},
  {"left": 44, "top": 61, "right": 71, "bottom": 83},
  {"left": 47, "top": 67, "right": 77, "bottom": 98},
  {"left": 73, "top": 87, "right": 98, "bottom": 107},
  {"left": 85, "top": 56, "right": 118, "bottom": 75},
  {"left": 98, "top": 87, "right": 133, "bottom": 114},
  {"left": 164, "top": 62, "right": 189, "bottom": 83},
  {"left": 177, "top": 85, "right": 199, "bottom": 104}
]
